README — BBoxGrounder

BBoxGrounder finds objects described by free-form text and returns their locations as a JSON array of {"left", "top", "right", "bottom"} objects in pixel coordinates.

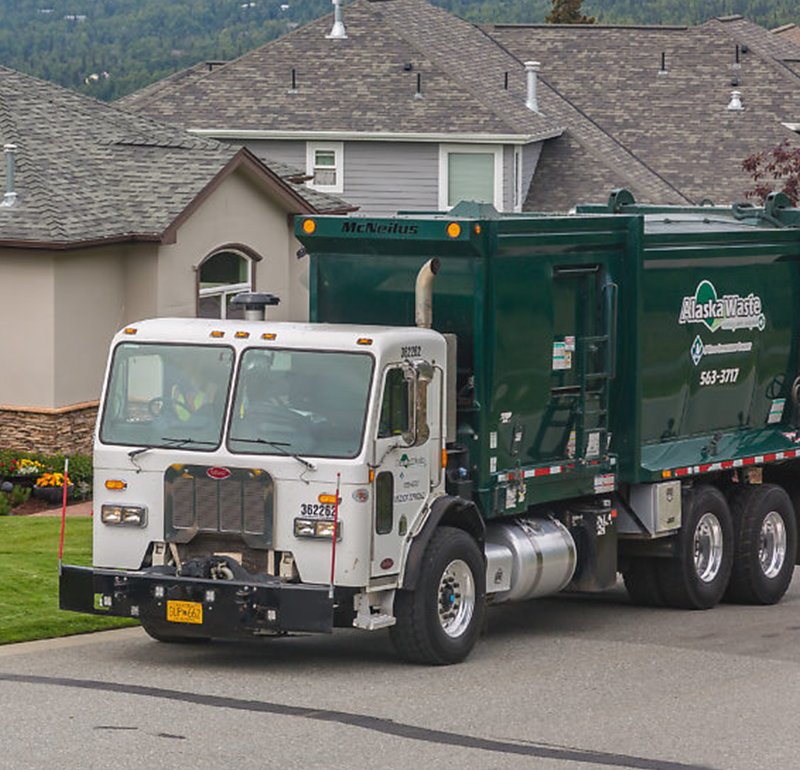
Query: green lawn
[{"left": 0, "top": 516, "right": 138, "bottom": 644}]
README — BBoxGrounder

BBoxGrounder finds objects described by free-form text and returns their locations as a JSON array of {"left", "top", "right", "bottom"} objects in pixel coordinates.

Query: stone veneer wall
[{"left": 0, "top": 402, "right": 98, "bottom": 455}]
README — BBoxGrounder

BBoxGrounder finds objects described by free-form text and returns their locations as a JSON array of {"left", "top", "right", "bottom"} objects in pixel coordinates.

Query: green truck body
[{"left": 302, "top": 197, "right": 800, "bottom": 515}]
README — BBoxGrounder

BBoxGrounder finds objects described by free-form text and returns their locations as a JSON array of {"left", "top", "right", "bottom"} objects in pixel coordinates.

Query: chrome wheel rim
[
  {"left": 437, "top": 559, "right": 475, "bottom": 638},
  {"left": 694, "top": 512, "right": 724, "bottom": 583},
  {"left": 759, "top": 511, "right": 787, "bottom": 579}
]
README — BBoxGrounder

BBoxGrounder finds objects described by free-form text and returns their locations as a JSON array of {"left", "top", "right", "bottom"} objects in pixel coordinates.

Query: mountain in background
[{"left": 0, "top": 0, "right": 798, "bottom": 101}]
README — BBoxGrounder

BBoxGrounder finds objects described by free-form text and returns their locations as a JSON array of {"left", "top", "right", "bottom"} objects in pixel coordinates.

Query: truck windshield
[
  {"left": 99, "top": 343, "right": 234, "bottom": 450},
  {"left": 228, "top": 348, "right": 374, "bottom": 458}
]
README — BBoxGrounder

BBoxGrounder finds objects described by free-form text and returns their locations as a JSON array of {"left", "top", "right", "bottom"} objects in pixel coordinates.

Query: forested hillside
[{"left": 0, "top": 0, "right": 798, "bottom": 101}]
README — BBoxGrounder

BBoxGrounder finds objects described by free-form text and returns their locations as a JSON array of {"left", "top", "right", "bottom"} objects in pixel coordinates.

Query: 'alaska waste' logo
[{"left": 678, "top": 280, "right": 765, "bottom": 333}]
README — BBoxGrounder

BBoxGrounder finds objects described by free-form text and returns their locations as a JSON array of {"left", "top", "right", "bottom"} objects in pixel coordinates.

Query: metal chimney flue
[
  {"left": 326, "top": 0, "right": 347, "bottom": 40},
  {"left": 524, "top": 61, "right": 541, "bottom": 113},
  {"left": 2, "top": 144, "right": 17, "bottom": 207}
]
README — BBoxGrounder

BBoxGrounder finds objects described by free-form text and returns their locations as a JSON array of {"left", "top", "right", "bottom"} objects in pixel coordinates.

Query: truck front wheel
[
  {"left": 725, "top": 484, "right": 797, "bottom": 605},
  {"left": 657, "top": 485, "right": 733, "bottom": 610},
  {"left": 390, "top": 526, "right": 486, "bottom": 665}
]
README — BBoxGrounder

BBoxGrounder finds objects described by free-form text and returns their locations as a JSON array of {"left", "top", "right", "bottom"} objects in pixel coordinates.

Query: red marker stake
[
  {"left": 328, "top": 473, "right": 341, "bottom": 600},
  {"left": 58, "top": 458, "right": 70, "bottom": 572}
]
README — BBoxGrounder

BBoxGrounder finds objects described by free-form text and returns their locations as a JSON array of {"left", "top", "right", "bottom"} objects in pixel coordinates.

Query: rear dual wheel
[
  {"left": 623, "top": 485, "right": 733, "bottom": 610},
  {"left": 725, "top": 484, "right": 797, "bottom": 605}
]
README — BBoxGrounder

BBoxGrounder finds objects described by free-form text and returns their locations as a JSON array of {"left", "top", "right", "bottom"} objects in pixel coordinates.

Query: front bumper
[{"left": 59, "top": 565, "right": 334, "bottom": 638}]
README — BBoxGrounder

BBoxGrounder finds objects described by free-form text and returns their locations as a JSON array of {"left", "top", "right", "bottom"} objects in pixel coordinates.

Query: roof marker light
[
  {"left": 357, "top": 337, "right": 373, "bottom": 346},
  {"left": 123, "top": 328, "right": 137, "bottom": 335},
  {"left": 210, "top": 330, "right": 225, "bottom": 338},
  {"left": 302, "top": 218, "right": 317, "bottom": 234},
  {"left": 446, "top": 222, "right": 462, "bottom": 238},
  {"left": 261, "top": 332, "right": 277, "bottom": 341},
  {"left": 474, "top": 224, "right": 481, "bottom": 234},
  {"left": 235, "top": 331, "right": 250, "bottom": 339}
]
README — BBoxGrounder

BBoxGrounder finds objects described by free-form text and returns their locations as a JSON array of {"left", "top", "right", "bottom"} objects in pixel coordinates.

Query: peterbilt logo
[{"left": 207, "top": 467, "right": 231, "bottom": 480}]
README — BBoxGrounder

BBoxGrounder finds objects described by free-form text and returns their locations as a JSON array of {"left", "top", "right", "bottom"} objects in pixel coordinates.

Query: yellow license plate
[{"left": 166, "top": 600, "right": 203, "bottom": 624}]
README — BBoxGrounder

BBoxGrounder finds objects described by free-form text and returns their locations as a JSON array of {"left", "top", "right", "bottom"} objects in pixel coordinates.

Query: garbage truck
[{"left": 60, "top": 190, "right": 800, "bottom": 664}]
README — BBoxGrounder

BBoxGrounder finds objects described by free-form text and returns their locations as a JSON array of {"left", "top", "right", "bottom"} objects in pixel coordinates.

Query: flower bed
[{"left": 0, "top": 450, "right": 92, "bottom": 514}]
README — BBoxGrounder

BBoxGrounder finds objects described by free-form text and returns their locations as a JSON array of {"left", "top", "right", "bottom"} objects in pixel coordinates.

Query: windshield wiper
[
  {"left": 231, "top": 436, "right": 316, "bottom": 470},
  {"left": 128, "top": 436, "right": 217, "bottom": 460}
]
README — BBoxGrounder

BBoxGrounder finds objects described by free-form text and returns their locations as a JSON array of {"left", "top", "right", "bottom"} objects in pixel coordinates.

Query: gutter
[{"left": 188, "top": 128, "right": 564, "bottom": 145}]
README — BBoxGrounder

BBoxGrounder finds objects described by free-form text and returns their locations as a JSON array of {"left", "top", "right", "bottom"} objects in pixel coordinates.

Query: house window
[
  {"left": 439, "top": 144, "right": 503, "bottom": 210},
  {"left": 306, "top": 142, "right": 344, "bottom": 193},
  {"left": 198, "top": 250, "right": 252, "bottom": 319}
]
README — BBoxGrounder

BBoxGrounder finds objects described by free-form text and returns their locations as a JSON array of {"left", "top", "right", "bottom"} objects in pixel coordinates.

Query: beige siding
[
  {"left": 158, "top": 169, "right": 308, "bottom": 322},
  {"left": 0, "top": 250, "right": 56, "bottom": 407},
  {"left": 53, "top": 247, "right": 127, "bottom": 408}
]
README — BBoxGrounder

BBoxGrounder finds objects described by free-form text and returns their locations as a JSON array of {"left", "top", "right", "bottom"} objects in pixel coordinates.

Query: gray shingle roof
[
  {"left": 490, "top": 18, "right": 800, "bottom": 207},
  {"left": 0, "top": 66, "right": 351, "bottom": 246},
  {"left": 117, "top": 0, "right": 562, "bottom": 140}
]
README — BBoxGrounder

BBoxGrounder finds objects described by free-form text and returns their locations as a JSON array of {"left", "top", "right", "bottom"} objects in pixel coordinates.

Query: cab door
[{"left": 370, "top": 365, "right": 433, "bottom": 578}]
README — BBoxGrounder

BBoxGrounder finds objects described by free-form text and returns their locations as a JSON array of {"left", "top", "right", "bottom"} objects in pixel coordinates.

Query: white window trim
[
  {"left": 438, "top": 143, "right": 503, "bottom": 211},
  {"left": 198, "top": 251, "right": 253, "bottom": 320},
  {"left": 306, "top": 141, "right": 344, "bottom": 194},
  {"left": 513, "top": 146, "right": 523, "bottom": 213}
]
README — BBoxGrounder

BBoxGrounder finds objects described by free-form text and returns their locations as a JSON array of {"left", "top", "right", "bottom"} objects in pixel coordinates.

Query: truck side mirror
[{"left": 405, "top": 360, "right": 433, "bottom": 447}]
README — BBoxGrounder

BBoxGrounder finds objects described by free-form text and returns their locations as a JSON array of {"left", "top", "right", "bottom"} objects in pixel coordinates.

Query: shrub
[
  {"left": 10, "top": 485, "right": 30, "bottom": 507},
  {"left": 0, "top": 493, "right": 10, "bottom": 516}
]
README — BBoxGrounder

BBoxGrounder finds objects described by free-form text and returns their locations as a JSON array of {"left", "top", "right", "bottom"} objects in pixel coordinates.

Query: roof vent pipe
[
  {"left": 727, "top": 90, "right": 744, "bottom": 111},
  {"left": 2, "top": 144, "right": 17, "bottom": 207},
  {"left": 326, "top": 0, "right": 347, "bottom": 40},
  {"left": 524, "top": 61, "right": 540, "bottom": 112},
  {"left": 415, "top": 258, "right": 440, "bottom": 328}
]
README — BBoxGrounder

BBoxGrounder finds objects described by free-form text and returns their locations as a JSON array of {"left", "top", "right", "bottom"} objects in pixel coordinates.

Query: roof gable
[{"left": 0, "top": 67, "right": 351, "bottom": 247}]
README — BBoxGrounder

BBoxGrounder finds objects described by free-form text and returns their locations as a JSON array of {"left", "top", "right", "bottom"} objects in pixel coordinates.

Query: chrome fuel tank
[{"left": 485, "top": 517, "right": 576, "bottom": 603}]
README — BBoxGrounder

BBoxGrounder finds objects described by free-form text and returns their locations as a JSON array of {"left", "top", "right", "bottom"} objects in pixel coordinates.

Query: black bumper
[{"left": 59, "top": 565, "right": 334, "bottom": 637}]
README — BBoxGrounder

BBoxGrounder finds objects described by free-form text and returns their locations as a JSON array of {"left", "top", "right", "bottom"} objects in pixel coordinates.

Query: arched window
[{"left": 197, "top": 249, "right": 253, "bottom": 319}]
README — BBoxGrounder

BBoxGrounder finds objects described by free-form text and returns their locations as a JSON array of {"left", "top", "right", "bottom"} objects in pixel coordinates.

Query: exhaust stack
[{"left": 415, "top": 258, "right": 440, "bottom": 328}]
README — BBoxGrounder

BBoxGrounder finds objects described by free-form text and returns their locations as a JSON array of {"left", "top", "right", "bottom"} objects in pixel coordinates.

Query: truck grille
[{"left": 165, "top": 465, "right": 274, "bottom": 549}]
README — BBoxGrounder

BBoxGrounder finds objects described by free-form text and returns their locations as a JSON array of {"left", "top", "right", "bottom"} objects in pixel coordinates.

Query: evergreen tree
[{"left": 545, "top": 0, "right": 596, "bottom": 23}]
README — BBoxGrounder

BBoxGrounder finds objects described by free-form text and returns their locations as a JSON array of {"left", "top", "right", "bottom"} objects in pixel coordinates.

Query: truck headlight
[
  {"left": 101, "top": 504, "right": 148, "bottom": 527},
  {"left": 294, "top": 518, "right": 342, "bottom": 540}
]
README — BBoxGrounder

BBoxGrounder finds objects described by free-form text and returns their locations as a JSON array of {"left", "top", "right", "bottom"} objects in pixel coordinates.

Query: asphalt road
[{"left": 3, "top": 576, "right": 800, "bottom": 770}]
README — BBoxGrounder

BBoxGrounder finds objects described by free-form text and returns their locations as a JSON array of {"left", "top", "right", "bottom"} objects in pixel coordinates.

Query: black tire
[
  {"left": 390, "top": 526, "right": 486, "bottom": 665},
  {"left": 725, "top": 484, "right": 797, "bottom": 605},
  {"left": 656, "top": 485, "right": 733, "bottom": 610},
  {"left": 141, "top": 619, "right": 210, "bottom": 644},
  {"left": 622, "top": 557, "right": 664, "bottom": 606}
]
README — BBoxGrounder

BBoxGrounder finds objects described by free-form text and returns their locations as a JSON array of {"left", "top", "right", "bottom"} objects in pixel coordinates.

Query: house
[
  {"left": 117, "top": 0, "right": 567, "bottom": 215},
  {"left": 118, "top": 0, "right": 800, "bottom": 213},
  {"left": 0, "top": 66, "right": 352, "bottom": 454},
  {"left": 488, "top": 15, "right": 800, "bottom": 208}
]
